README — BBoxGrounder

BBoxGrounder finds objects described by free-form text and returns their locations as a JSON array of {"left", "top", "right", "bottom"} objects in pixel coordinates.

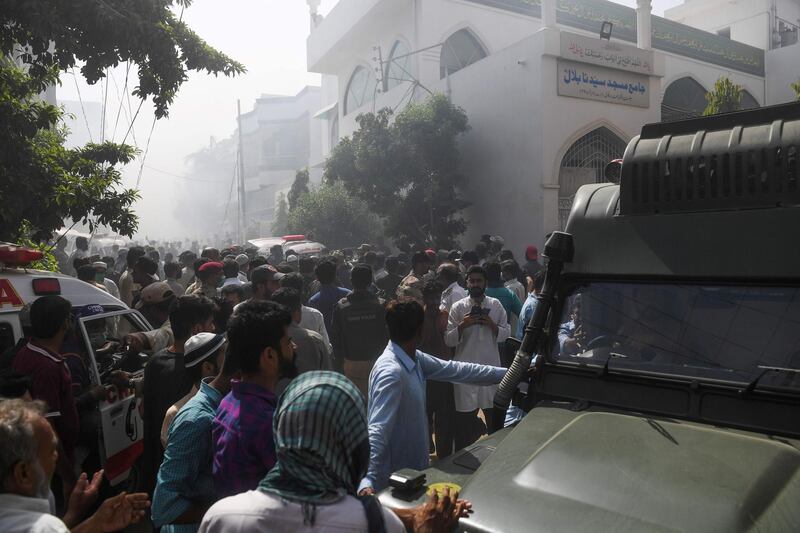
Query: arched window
[
  {"left": 661, "top": 77, "right": 708, "bottom": 121},
  {"left": 558, "top": 127, "right": 627, "bottom": 229},
  {"left": 740, "top": 90, "right": 760, "bottom": 110},
  {"left": 385, "top": 40, "right": 412, "bottom": 91},
  {"left": 344, "top": 66, "right": 378, "bottom": 115},
  {"left": 440, "top": 29, "right": 488, "bottom": 79}
]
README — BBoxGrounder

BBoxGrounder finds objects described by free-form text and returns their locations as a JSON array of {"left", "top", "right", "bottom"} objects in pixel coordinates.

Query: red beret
[{"left": 198, "top": 261, "right": 224, "bottom": 273}]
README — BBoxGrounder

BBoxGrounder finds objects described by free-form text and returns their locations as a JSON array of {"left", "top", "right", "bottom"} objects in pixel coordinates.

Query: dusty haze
[{"left": 56, "top": 0, "right": 681, "bottom": 242}]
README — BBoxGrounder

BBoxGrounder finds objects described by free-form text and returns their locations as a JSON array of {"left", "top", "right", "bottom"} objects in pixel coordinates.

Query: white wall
[
  {"left": 766, "top": 43, "right": 800, "bottom": 104},
  {"left": 336, "top": 6, "right": 416, "bottom": 129},
  {"left": 666, "top": 0, "right": 800, "bottom": 50},
  {"left": 415, "top": 0, "right": 541, "bottom": 83},
  {"left": 316, "top": 0, "right": 545, "bottom": 156},
  {"left": 440, "top": 29, "right": 545, "bottom": 252},
  {"left": 428, "top": 28, "right": 662, "bottom": 252}
]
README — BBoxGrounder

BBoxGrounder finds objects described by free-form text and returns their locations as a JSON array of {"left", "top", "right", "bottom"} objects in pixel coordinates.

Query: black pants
[
  {"left": 427, "top": 381, "right": 456, "bottom": 459},
  {"left": 453, "top": 408, "right": 499, "bottom": 451}
]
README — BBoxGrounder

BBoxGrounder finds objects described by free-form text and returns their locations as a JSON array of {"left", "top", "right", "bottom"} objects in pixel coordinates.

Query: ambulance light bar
[{"left": 0, "top": 244, "right": 45, "bottom": 267}]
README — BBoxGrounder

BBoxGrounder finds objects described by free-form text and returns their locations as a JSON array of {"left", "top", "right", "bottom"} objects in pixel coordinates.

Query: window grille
[{"left": 559, "top": 127, "right": 627, "bottom": 228}]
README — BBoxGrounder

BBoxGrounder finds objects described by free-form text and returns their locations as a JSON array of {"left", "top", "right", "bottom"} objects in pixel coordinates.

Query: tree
[
  {"left": 792, "top": 80, "right": 800, "bottom": 101},
  {"left": 288, "top": 168, "right": 310, "bottom": 211},
  {"left": 0, "top": 1, "right": 244, "bottom": 242},
  {"left": 287, "top": 182, "right": 382, "bottom": 250},
  {"left": 703, "top": 77, "right": 743, "bottom": 116},
  {"left": 271, "top": 193, "right": 289, "bottom": 236},
  {"left": 0, "top": 63, "right": 139, "bottom": 241},
  {"left": 324, "top": 94, "right": 470, "bottom": 249},
  {"left": 1, "top": 0, "right": 244, "bottom": 118}
]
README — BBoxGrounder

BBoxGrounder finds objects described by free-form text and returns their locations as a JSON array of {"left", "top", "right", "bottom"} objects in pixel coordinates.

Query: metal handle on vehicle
[{"left": 491, "top": 231, "right": 574, "bottom": 433}]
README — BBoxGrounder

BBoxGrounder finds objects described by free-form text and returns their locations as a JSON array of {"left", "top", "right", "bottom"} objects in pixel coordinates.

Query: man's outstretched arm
[{"left": 359, "top": 368, "right": 403, "bottom": 494}]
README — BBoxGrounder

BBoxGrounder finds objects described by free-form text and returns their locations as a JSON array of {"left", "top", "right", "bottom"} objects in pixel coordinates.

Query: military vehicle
[{"left": 378, "top": 102, "right": 800, "bottom": 531}]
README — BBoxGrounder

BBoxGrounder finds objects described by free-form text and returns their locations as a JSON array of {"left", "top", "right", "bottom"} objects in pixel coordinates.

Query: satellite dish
[{"left": 604, "top": 159, "right": 623, "bottom": 184}]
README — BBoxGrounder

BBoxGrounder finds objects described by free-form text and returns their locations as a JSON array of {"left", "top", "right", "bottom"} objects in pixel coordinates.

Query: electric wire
[
  {"left": 110, "top": 63, "right": 130, "bottom": 143},
  {"left": 100, "top": 68, "right": 109, "bottom": 142},
  {"left": 134, "top": 117, "right": 157, "bottom": 188},
  {"left": 143, "top": 164, "right": 231, "bottom": 183},
  {"left": 70, "top": 68, "right": 94, "bottom": 143},
  {"left": 120, "top": 97, "right": 144, "bottom": 147}
]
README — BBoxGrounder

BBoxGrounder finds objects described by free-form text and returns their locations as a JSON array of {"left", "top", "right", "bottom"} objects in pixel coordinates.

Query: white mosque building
[{"left": 303, "top": 0, "right": 800, "bottom": 250}]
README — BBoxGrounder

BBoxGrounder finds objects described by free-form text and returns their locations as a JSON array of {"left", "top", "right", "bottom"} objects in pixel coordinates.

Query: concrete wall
[
  {"left": 324, "top": 0, "right": 544, "bottom": 154},
  {"left": 440, "top": 28, "right": 545, "bottom": 253},
  {"left": 766, "top": 43, "right": 800, "bottom": 104},
  {"left": 435, "top": 28, "right": 662, "bottom": 253},
  {"left": 666, "top": 0, "right": 800, "bottom": 51},
  {"left": 416, "top": 0, "right": 541, "bottom": 83},
  {"left": 336, "top": 5, "right": 416, "bottom": 130}
]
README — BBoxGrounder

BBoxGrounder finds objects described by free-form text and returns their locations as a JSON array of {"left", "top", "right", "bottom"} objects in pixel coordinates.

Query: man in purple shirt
[{"left": 211, "top": 300, "right": 298, "bottom": 498}]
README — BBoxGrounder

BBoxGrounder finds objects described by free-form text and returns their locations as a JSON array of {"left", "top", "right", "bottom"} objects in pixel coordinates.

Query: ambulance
[{"left": 0, "top": 243, "right": 153, "bottom": 487}]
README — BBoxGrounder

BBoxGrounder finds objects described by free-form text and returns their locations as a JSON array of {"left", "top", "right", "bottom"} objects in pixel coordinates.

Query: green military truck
[{"left": 379, "top": 102, "right": 800, "bottom": 531}]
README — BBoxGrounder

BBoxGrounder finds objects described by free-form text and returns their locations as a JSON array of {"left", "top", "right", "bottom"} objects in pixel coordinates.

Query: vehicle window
[
  {"left": 80, "top": 313, "right": 150, "bottom": 381},
  {"left": 554, "top": 282, "right": 800, "bottom": 390},
  {"left": 0, "top": 322, "right": 14, "bottom": 353}
]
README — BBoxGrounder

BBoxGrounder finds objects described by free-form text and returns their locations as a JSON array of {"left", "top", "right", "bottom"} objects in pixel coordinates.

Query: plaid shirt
[{"left": 212, "top": 380, "right": 277, "bottom": 498}]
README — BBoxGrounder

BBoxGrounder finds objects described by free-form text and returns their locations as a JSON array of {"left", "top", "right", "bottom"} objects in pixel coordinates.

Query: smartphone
[{"left": 469, "top": 305, "right": 484, "bottom": 317}]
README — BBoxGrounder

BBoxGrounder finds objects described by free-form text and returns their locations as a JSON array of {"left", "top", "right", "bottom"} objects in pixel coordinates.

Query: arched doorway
[
  {"left": 558, "top": 127, "right": 627, "bottom": 228},
  {"left": 661, "top": 77, "right": 707, "bottom": 121}
]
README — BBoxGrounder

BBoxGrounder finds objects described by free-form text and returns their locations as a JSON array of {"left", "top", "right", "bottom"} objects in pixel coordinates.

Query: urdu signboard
[
  {"left": 464, "top": 0, "right": 765, "bottom": 76},
  {"left": 560, "top": 32, "right": 654, "bottom": 76},
  {"left": 557, "top": 59, "right": 650, "bottom": 108}
]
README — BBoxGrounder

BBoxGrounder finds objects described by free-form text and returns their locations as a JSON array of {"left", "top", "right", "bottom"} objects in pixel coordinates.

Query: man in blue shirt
[
  {"left": 308, "top": 259, "right": 350, "bottom": 332},
  {"left": 358, "top": 300, "right": 507, "bottom": 494},
  {"left": 516, "top": 271, "right": 544, "bottom": 339},
  {"left": 152, "top": 333, "right": 234, "bottom": 533}
]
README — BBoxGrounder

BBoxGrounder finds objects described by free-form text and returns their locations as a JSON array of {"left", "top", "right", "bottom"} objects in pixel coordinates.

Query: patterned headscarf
[{"left": 258, "top": 371, "right": 369, "bottom": 513}]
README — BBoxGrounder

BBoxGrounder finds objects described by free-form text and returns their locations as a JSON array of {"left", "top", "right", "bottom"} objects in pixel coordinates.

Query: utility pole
[{"left": 237, "top": 99, "right": 247, "bottom": 243}]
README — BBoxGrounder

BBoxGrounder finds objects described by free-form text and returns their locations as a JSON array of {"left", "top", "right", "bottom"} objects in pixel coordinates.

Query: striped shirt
[
  {"left": 212, "top": 381, "right": 277, "bottom": 498},
  {"left": 152, "top": 378, "right": 222, "bottom": 533}
]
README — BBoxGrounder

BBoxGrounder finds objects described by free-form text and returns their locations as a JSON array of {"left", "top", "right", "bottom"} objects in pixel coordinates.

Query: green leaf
[{"left": 323, "top": 94, "right": 471, "bottom": 248}]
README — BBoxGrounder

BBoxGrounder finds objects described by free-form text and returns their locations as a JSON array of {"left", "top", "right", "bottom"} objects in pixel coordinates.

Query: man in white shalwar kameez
[{"left": 445, "top": 264, "right": 509, "bottom": 449}]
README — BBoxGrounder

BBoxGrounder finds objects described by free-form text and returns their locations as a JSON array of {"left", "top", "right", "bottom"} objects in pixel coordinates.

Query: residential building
[{"left": 237, "top": 86, "right": 322, "bottom": 232}]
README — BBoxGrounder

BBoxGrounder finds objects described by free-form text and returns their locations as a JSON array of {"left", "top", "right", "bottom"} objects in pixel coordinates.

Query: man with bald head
[{"left": 0, "top": 399, "right": 150, "bottom": 532}]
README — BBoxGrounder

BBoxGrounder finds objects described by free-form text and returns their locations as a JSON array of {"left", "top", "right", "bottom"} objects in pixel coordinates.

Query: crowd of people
[{"left": 1, "top": 231, "right": 546, "bottom": 532}]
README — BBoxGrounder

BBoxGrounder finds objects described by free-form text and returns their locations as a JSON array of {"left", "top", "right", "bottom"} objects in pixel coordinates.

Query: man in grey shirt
[{"left": 271, "top": 288, "right": 332, "bottom": 394}]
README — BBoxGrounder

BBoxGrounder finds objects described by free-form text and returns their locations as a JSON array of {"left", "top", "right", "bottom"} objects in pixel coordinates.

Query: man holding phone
[{"left": 445, "top": 265, "right": 510, "bottom": 449}]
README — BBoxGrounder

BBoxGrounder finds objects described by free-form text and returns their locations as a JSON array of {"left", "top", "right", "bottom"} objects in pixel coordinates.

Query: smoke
[{"left": 56, "top": 0, "right": 338, "bottom": 242}]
